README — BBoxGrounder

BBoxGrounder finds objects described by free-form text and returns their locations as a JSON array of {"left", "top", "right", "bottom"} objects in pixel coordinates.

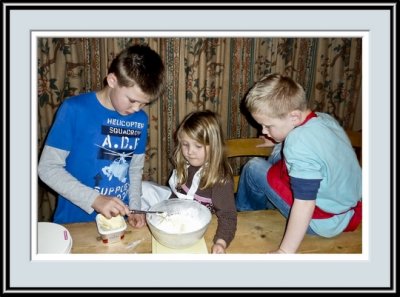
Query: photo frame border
[{"left": 4, "top": 3, "right": 395, "bottom": 293}]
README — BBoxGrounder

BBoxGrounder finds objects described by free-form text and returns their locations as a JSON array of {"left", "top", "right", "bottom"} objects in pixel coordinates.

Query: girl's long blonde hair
[{"left": 172, "top": 110, "right": 233, "bottom": 190}]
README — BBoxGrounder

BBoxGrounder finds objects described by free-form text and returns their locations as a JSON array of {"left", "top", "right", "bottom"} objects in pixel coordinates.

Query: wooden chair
[
  {"left": 225, "top": 138, "right": 272, "bottom": 193},
  {"left": 226, "top": 130, "right": 362, "bottom": 193}
]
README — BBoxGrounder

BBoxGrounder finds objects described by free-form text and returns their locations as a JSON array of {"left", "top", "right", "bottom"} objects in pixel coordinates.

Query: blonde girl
[{"left": 169, "top": 110, "right": 237, "bottom": 254}]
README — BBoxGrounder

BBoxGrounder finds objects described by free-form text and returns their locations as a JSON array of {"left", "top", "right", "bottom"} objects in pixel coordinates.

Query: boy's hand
[
  {"left": 128, "top": 213, "right": 146, "bottom": 228},
  {"left": 256, "top": 135, "right": 276, "bottom": 147},
  {"left": 268, "top": 247, "right": 290, "bottom": 254},
  {"left": 92, "top": 195, "right": 130, "bottom": 218}
]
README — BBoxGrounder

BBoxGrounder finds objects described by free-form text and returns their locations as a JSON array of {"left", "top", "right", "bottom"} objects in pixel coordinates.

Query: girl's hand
[
  {"left": 128, "top": 213, "right": 146, "bottom": 228},
  {"left": 211, "top": 240, "right": 227, "bottom": 254},
  {"left": 92, "top": 195, "right": 130, "bottom": 218}
]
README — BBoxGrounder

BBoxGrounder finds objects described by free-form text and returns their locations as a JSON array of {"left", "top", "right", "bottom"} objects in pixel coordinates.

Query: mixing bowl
[{"left": 146, "top": 198, "right": 212, "bottom": 249}]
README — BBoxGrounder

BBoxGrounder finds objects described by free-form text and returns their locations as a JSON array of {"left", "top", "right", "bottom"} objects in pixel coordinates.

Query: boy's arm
[
  {"left": 275, "top": 198, "right": 315, "bottom": 254},
  {"left": 37, "top": 145, "right": 99, "bottom": 213},
  {"left": 128, "top": 153, "right": 145, "bottom": 210}
]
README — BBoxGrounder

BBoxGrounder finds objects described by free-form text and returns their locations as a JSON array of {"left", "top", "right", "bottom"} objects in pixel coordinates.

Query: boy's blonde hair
[
  {"left": 172, "top": 110, "right": 232, "bottom": 190},
  {"left": 108, "top": 44, "right": 165, "bottom": 99},
  {"left": 245, "top": 73, "right": 308, "bottom": 118}
]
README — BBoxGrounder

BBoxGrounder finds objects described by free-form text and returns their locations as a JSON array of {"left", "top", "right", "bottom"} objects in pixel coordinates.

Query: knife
[{"left": 129, "top": 209, "right": 166, "bottom": 215}]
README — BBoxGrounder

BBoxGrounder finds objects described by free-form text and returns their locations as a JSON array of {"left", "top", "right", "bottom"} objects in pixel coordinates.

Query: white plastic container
[
  {"left": 96, "top": 214, "right": 127, "bottom": 244},
  {"left": 38, "top": 222, "right": 73, "bottom": 254}
]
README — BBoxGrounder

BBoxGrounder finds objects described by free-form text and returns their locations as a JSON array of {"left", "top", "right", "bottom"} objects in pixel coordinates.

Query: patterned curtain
[{"left": 37, "top": 37, "right": 362, "bottom": 221}]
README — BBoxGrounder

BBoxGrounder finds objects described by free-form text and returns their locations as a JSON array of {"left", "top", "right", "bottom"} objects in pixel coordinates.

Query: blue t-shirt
[
  {"left": 45, "top": 92, "right": 148, "bottom": 223},
  {"left": 284, "top": 112, "right": 362, "bottom": 237}
]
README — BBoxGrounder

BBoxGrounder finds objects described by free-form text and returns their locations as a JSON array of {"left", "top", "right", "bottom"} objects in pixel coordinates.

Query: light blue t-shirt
[{"left": 284, "top": 112, "right": 362, "bottom": 237}]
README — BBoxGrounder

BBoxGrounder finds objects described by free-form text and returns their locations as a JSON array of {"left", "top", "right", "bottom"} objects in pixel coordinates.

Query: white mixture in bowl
[{"left": 154, "top": 213, "right": 203, "bottom": 233}]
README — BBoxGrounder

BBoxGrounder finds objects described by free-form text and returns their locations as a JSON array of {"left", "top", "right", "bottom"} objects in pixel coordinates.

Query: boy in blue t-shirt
[{"left": 38, "top": 44, "right": 166, "bottom": 228}]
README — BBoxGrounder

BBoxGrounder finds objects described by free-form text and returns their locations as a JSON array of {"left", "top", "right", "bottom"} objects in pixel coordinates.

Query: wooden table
[{"left": 64, "top": 210, "right": 362, "bottom": 254}]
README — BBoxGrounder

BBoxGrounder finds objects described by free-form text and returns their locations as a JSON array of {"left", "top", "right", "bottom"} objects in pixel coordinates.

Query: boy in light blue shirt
[{"left": 236, "top": 73, "right": 362, "bottom": 253}]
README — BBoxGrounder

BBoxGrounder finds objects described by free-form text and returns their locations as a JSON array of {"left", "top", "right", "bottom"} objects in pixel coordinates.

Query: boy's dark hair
[{"left": 108, "top": 44, "right": 165, "bottom": 99}]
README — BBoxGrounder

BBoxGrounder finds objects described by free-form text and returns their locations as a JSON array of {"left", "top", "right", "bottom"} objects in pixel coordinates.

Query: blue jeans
[{"left": 235, "top": 157, "right": 316, "bottom": 235}]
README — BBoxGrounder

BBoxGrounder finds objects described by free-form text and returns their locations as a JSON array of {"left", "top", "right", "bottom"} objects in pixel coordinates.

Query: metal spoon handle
[{"left": 129, "top": 209, "right": 165, "bottom": 214}]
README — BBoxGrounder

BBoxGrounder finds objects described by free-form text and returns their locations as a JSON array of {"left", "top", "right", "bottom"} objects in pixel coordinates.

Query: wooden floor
[{"left": 205, "top": 210, "right": 362, "bottom": 254}]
